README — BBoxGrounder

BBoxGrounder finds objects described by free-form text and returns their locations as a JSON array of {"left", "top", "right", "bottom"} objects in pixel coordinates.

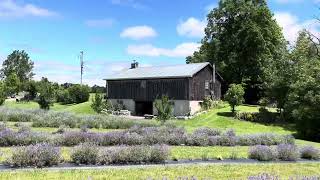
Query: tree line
[
  {"left": 187, "top": 0, "right": 319, "bottom": 141},
  {"left": 0, "top": 50, "right": 106, "bottom": 109}
]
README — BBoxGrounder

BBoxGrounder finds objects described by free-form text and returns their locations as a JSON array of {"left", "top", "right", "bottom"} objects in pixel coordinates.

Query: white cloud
[
  {"left": 0, "top": 0, "right": 58, "bottom": 18},
  {"left": 177, "top": 17, "right": 206, "bottom": 38},
  {"left": 85, "top": 18, "right": 115, "bottom": 28},
  {"left": 127, "top": 42, "right": 201, "bottom": 57},
  {"left": 275, "top": 12, "right": 320, "bottom": 44},
  {"left": 120, "top": 25, "right": 157, "bottom": 40}
]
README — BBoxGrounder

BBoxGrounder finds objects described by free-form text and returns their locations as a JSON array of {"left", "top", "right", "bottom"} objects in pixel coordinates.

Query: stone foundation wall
[
  {"left": 110, "top": 99, "right": 202, "bottom": 116},
  {"left": 108, "top": 99, "right": 135, "bottom": 114},
  {"left": 153, "top": 100, "right": 202, "bottom": 116}
]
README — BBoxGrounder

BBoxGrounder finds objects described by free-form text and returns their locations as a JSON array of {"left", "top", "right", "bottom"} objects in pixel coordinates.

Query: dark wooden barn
[{"left": 104, "top": 62, "right": 222, "bottom": 116}]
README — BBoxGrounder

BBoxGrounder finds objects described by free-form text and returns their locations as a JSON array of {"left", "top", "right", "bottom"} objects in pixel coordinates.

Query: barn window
[
  {"left": 205, "top": 80, "right": 210, "bottom": 90},
  {"left": 141, "top": 80, "right": 146, "bottom": 88}
]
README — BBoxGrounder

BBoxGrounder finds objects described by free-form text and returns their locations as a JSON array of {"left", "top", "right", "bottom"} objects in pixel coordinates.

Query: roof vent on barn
[{"left": 130, "top": 60, "right": 139, "bottom": 69}]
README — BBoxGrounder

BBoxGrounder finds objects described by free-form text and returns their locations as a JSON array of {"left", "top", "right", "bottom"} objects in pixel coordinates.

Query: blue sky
[{"left": 0, "top": 0, "right": 319, "bottom": 86}]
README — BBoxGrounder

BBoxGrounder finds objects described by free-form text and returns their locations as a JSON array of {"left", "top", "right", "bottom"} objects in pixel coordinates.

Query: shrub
[
  {"left": 218, "top": 135, "right": 238, "bottom": 146},
  {"left": 90, "top": 95, "right": 114, "bottom": 115},
  {"left": 300, "top": 146, "right": 320, "bottom": 160},
  {"left": 71, "top": 143, "right": 99, "bottom": 165},
  {"left": 208, "top": 136, "right": 220, "bottom": 146},
  {"left": 235, "top": 111, "right": 278, "bottom": 123},
  {"left": 224, "top": 129, "right": 236, "bottom": 137},
  {"left": 224, "top": 84, "right": 245, "bottom": 113},
  {"left": 276, "top": 144, "right": 299, "bottom": 161},
  {"left": 249, "top": 145, "right": 277, "bottom": 161},
  {"left": 0, "top": 107, "right": 41, "bottom": 122},
  {"left": 32, "top": 111, "right": 79, "bottom": 128},
  {"left": 56, "top": 89, "right": 73, "bottom": 104},
  {"left": 57, "top": 131, "right": 101, "bottom": 146},
  {"left": 99, "top": 131, "right": 124, "bottom": 146},
  {"left": 149, "top": 145, "right": 170, "bottom": 163},
  {"left": 91, "top": 94, "right": 104, "bottom": 113},
  {"left": 193, "top": 127, "right": 221, "bottom": 136},
  {"left": 37, "top": 95, "right": 53, "bottom": 110},
  {"left": 201, "top": 96, "right": 214, "bottom": 110},
  {"left": 17, "top": 125, "right": 32, "bottom": 133},
  {"left": 8, "top": 143, "right": 61, "bottom": 167},
  {"left": 0, "top": 128, "right": 49, "bottom": 146},
  {"left": 68, "top": 85, "right": 90, "bottom": 104},
  {"left": 238, "top": 134, "right": 292, "bottom": 146},
  {"left": 187, "top": 134, "right": 209, "bottom": 146},
  {"left": 155, "top": 95, "right": 173, "bottom": 124},
  {"left": 121, "top": 132, "right": 144, "bottom": 145},
  {"left": 99, "top": 145, "right": 169, "bottom": 165}
]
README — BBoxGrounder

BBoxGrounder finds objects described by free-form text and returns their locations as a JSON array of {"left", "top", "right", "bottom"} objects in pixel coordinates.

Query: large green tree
[
  {"left": 4, "top": 73, "right": 21, "bottom": 95},
  {"left": 0, "top": 81, "right": 6, "bottom": 105},
  {"left": 284, "top": 31, "right": 320, "bottom": 140},
  {"left": 0, "top": 50, "right": 34, "bottom": 84},
  {"left": 187, "top": 0, "right": 287, "bottom": 103},
  {"left": 37, "top": 77, "right": 54, "bottom": 110}
]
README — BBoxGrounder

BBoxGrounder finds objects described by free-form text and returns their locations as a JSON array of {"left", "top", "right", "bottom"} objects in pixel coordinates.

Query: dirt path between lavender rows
[{"left": 1, "top": 159, "right": 319, "bottom": 172}]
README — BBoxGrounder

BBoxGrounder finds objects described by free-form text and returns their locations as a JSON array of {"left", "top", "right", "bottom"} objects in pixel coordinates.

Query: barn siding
[
  {"left": 107, "top": 78, "right": 189, "bottom": 101},
  {"left": 107, "top": 64, "right": 222, "bottom": 102},
  {"left": 190, "top": 65, "right": 213, "bottom": 101}
]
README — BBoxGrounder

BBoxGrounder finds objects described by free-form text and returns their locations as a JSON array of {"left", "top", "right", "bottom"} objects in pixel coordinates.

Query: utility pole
[{"left": 80, "top": 51, "right": 84, "bottom": 85}]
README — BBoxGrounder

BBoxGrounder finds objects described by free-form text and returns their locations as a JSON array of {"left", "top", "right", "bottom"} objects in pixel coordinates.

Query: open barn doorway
[{"left": 135, "top": 101, "right": 153, "bottom": 116}]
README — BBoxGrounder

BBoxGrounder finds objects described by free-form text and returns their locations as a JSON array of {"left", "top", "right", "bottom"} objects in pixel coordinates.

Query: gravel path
[{"left": 1, "top": 159, "right": 319, "bottom": 172}]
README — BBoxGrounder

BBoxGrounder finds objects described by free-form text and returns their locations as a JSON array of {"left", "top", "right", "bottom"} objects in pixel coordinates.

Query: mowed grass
[
  {"left": 3, "top": 94, "right": 96, "bottom": 115},
  {"left": 0, "top": 146, "right": 250, "bottom": 163},
  {"left": 0, "top": 163, "right": 319, "bottom": 180},
  {"left": 174, "top": 104, "right": 293, "bottom": 135}
]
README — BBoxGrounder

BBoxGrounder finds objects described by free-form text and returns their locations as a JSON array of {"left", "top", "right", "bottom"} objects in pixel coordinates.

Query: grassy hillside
[
  {"left": 174, "top": 105, "right": 292, "bottom": 135},
  {"left": 3, "top": 97, "right": 95, "bottom": 115}
]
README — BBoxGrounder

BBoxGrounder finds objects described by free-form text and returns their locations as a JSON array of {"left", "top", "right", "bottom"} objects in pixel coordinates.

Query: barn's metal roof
[{"left": 104, "top": 62, "right": 211, "bottom": 80}]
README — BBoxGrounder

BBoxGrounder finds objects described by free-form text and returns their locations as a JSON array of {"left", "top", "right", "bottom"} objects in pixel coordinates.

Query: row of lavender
[
  {"left": 6, "top": 142, "right": 320, "bottom": 168},
  {"left": 0, "top": 107, "right": 158, "bottom": 129},
  {"left": 8, "top": 143, "right": 169, "bottom": 168},
  {"left": 249, "top": 144, "right": 320, "bottom": 161},
  {"left": 0, "top": 125, "right": 294, "bottom": 147}
]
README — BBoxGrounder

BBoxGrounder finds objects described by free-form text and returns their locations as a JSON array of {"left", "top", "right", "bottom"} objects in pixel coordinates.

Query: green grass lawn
[
  {"left": 3, "top": 94, "right": 96, "bottom": 115},
  {"left": 174, "top": 105, "right": 293, "bottom": 135},
  {"left": 0, "top": 163, "right": 318, "bottom": 180}
]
